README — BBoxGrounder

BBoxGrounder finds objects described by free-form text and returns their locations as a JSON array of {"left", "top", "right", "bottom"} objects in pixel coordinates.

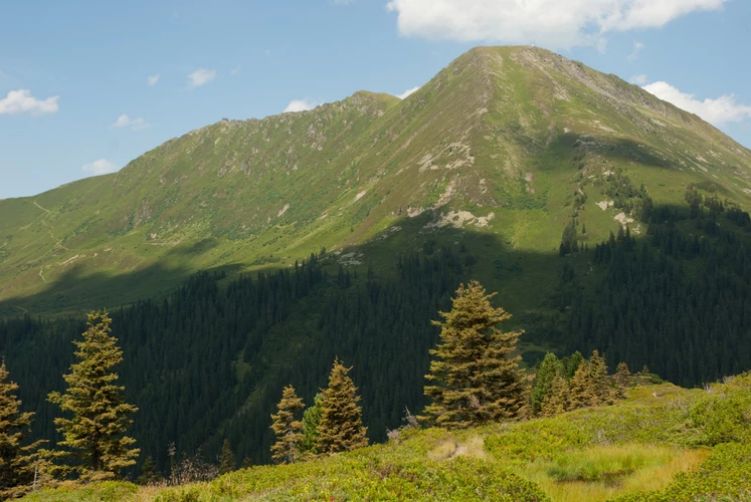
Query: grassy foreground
[{"left": 23, "top": 374, "right": 751, "bottom": 501}]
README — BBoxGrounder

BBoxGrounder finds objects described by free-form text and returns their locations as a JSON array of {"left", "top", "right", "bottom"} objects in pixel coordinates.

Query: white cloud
[
  {"left": 112, "top": 114, "right": 149, "bottom": 131},
  {"left": 643, "top": 81, "right": 751, "bottom": 126},
  {"left": 396, "top": 86, "right": 420, "bottom": 99},
  {"left": 188, "top": 68, "right": 216, "bottom": 88},
  {"left": 147, "top": 74, "right": 160, "bottom": 86},
  {"left": 0, "top": 89, "right": 59, "bottom": 115},
  {"left": 82, "top": 159, "right": 118, "bottom": 175},
  {"left": 386, "top": 0, "right": 725, "bottom": 49},
  {"left": 630, "top": 74, "right": 649, "bottom": 85},
  {"left": 283, "top": 99, "right": 316, "bottom": 113},
  {"left": 628, "top": 41, "right": 645, "bottom": 61}
]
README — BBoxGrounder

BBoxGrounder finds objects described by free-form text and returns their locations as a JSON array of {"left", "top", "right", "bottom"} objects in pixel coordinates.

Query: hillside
[
  {"left": 21, "top": 373, "right": 751, "bottom": 501},
  {"left": 2, "top": 46, "right": 751, "bottom": 315},
  {"left": 3, "top": 45, "right": 751, "bottom": 471}
]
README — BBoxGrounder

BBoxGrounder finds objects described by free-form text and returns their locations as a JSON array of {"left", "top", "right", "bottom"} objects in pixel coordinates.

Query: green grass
[
  {"left": 547, "top": 446, "right": 652, "bottom": 483},
  {"left": 22, "top": 374, "right": 751, "bottom": 501},
  {"left": 3, "top": 47, "right": 751, "bottom": 317}
]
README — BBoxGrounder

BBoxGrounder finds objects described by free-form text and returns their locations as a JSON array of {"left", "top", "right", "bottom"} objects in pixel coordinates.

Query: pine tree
[
  {"left": 569, "top": 359, "right": 596, "bottom": 409},
  {"left": 589, "top": 350, "right": 614, "bottom": 405},
  {"left": 614, "top": 361, "right": 631, "bottom": 395},
  {"left": 270, "top": 385, "right": 305, "bottom": 464},
  {"left": 540, "top": 374, "right": 570, "bottom": 417},
  {"left": 218, "top": 439, "right": 234, "bottom": 474},
  {"left": 562, "top": 351, "right": 584, "bottom": 379},
  {"left": 136, "top": 455, "right": 161, "bottom": 485},
  {"left": 0, "top": 362, "right": 43, "bottom": 499},
  {"left": 422, "top": 281, "right": 527, "bottom": 428},
  {"left": 315, "top": 359, "right": 368, "bottom": 454},
  {"left": 301, "top": 392, "right": 323, "bottom": 453},
  {"left": 568, "top": 350, "right": 614, "bottom": 409},
  {"left": 531, "top": 353, "right": 564, "bottom": 415},
  {"left": 48, "top": 311, "right": 139, "bottom": 480}
]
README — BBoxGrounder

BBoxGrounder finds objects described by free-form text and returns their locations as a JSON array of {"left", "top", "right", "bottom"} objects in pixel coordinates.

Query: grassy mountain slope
[
  {"left": 22, "top": 372, "right": 751, "bottom": 501},
  {"left": 2, "top": 46, "right": 750, "bottom": 315}
]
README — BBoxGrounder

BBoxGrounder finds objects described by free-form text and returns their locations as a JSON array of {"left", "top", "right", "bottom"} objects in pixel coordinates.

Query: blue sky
[{"left": 1, "top": 0, "right": 750, "bottom": 199}]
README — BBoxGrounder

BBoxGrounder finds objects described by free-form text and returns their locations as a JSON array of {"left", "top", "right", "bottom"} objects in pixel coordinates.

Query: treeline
[
  {"left": 0, "top": 247, "right": 466, "bottom": 474},
  {"left": 559, "top": 189, "right": 751, "bottom": 385},
  {"left": 264, "top": 281, "right": 631, "bottom": 470},
  {"left": 2, "top": 279, "right": 630, "bottom": 496}
]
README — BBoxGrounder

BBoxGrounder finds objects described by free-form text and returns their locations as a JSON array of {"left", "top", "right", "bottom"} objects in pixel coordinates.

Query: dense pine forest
[
  {"left": 2, "top": 192, "right": 751, "bottom": 477},
  {"left": 0, "top": 249, "right": 466, "bottom": 472},
  {"left": 556, "top": 190, "right": 751, "bottom": 385}
]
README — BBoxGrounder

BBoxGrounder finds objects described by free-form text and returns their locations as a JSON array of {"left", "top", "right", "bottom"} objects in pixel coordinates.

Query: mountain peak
[{"left": 2, "top": 48, "right": 751, "bottom": 313}]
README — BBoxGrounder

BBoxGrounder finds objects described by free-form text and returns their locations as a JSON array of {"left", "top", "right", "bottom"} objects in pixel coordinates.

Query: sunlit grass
[
  {"left": 22, "top": 376, "right": 749, "bottom": 502},
  {"left": 519, "top": 444, "right": 708, "bottom": 502}
]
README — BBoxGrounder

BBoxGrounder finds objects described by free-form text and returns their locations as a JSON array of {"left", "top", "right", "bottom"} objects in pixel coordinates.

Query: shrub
[{"left": 689, "top": 373, "right": 751, "bottom": 446}]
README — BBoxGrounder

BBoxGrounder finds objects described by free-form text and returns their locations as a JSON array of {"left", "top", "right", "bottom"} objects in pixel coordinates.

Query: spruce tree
[
  {"left": 589, "top": 350, "right": 614, "bottom": 405},
  {"left": 0, "top": 362, "right": 43, "bottom": 498},
  {"left": 568, "top": 351, "right": 614, "bottom": 409},
  {"left": 422, "top": 281, "right": 527, "bottom": 428},
  {"left": 540, "top": 374, "right": 570, "bottom": 417},
  {"left": 301, "top": 392, "right": 323, "bottom": 453},
  {"left": 270, "top": 385, "right": 305, "bottom": 464},
  {"left": 562, "top": 351, "right": 584, "bottom": 379},
  {"left": 218, "top": 439, "right": 235, "bottom": 474},
  {"left": 136, "top": 456, "right": 161, "bottom": 485},
  {"left": 569, "top": 359, "right": 596, "bottom": 409},
  {"left": 614, "top": 361, "right": 631, "bottom": 394},
  {"left": 48, "top": 311, "right": 139, "bottom": 480},
  {"left": 531, "top": 353, "right": 564, "bottom": 416},
  {"left": 315, "top": 359, "right": 368, "bottom": 454}
]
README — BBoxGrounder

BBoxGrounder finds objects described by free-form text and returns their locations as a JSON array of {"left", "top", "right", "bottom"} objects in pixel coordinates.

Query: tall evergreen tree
[
  {"left": 301, "top": 393, "right": 323, "bottom": 454},
  {"left": 422, "top": 281, "right": 527, "bottom": 428},
  {"left": 562, "top": 351, "right": 584, "bottom": 379},
  {"left": 316, "top": 359, "right": 368, "bottom": 454},
  {"left": 569, "top": 359, "right": 596, "bottom": 409},
  {"left": 589, "top": 350, "right": 614, "bottom": 405},
  {"left": 540, "top": 374, "right": 570, "bottom": 417},
  {"left": 531, "top": 353, "right": 564, "bottom": 415},
  {"left": 48, "top": 311, "right": 139, "bottom": 480},
  {"left": 568, "top": 351, "right": 614, "bottom": 409},
  {"left": 0, "top": 362, "right": 43, "bottom": 499},
  {"left": 270, "top": 385, "right": 305, "bottom": 464},
  {"left": 136, "top": 455, "right": 161, "bottom": 485},
  {"left": 218, "top": 439, "right": 235, "bottom": 474},
  {"left": 614, "top": 361, "right": 631, "bottom": 394}
]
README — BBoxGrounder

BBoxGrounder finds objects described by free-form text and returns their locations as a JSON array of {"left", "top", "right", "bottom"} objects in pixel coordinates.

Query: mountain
[
  {"left": 22, "top": 372, "right": 751, "bottom": 501},
  {"left": 2, "top": 46, "right": 750, "bottom": 315},
  {"left": 2, "top": 46, "right": 751, "bottom": 471}
]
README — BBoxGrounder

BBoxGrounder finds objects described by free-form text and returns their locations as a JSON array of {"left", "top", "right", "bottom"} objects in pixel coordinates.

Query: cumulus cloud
[
  {"left": 283, "top": 99, "right": 316, "bottom": 113},
  {"left": 112, "top": 114, "right": 149, "bottom": 131},
  {"left": 386, "top": 0, "right": 725, "bottom": 48},
  {"left": 643, "top": 81, "right": 751, "bottom": 126},
  {"left": 0, "top": 89, "right": 59, "bottom": 115},
  {"left": 630, "top": 74, "right": 649, "bottom": 85},
  {"left": 147, "top": 74, "right": 160, "bottom": 86},
  {"left": 188, "top": 68, "right": 216, "bottom": 88},
  {"left": 82, "top": 159, "right": 118, "bottom": 175},
  {"left": 396, "top": 86, "right": 420, "bottom": 99}
]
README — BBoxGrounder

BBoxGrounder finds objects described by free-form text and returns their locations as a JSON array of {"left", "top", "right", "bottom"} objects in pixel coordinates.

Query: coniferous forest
[
  {"left": 2, "top": 192, "right": 751, "bottom": 479},
  {"left": 0, "top": 250, "right": 466, "bottom": 472}
]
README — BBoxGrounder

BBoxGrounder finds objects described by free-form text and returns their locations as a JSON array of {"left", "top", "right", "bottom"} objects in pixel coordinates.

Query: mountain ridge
[{"left": 1, "top": 45, "right": 751, "bottom": 314}]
